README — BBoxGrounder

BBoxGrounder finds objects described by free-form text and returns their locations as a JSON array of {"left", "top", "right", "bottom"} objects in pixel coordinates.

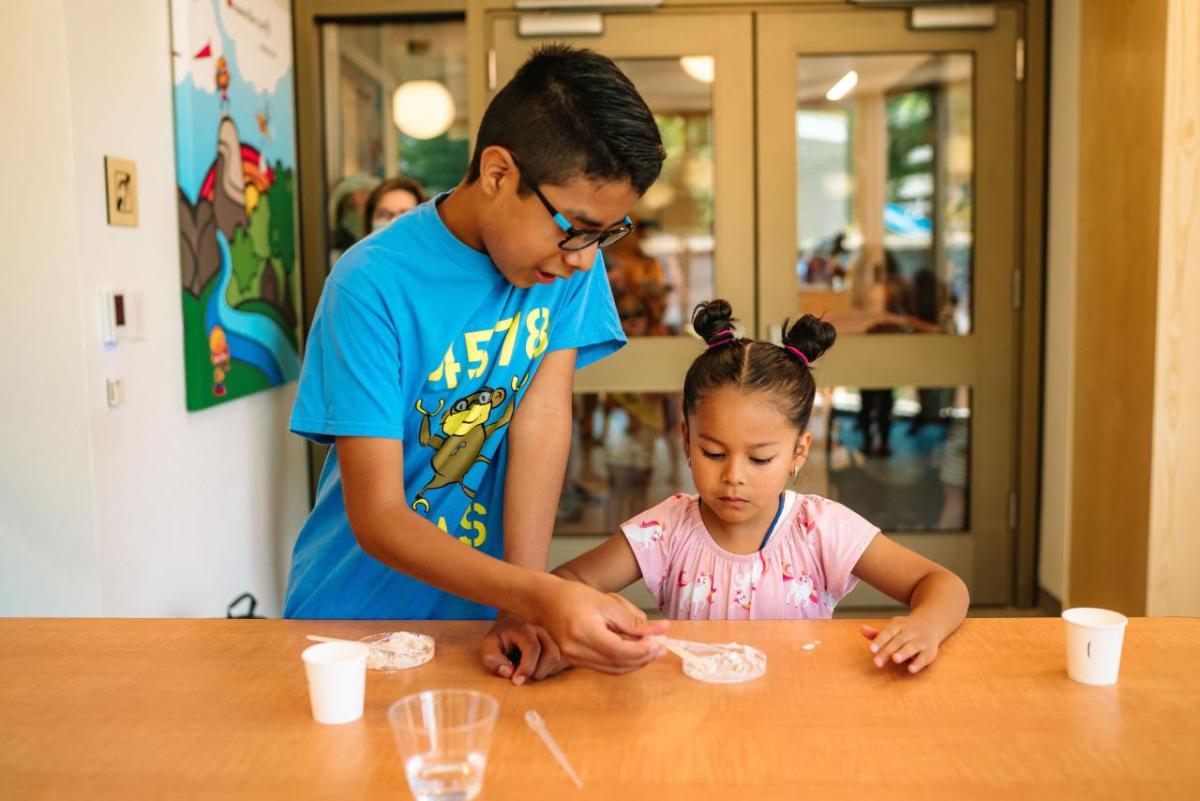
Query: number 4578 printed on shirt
[{"left": 427, "top": 308, "right": 550, "bottom": 390}]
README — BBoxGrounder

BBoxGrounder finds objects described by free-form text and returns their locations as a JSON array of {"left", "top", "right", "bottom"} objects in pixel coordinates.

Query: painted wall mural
[{"left": 170, "top": 0, "right": 301, "bottom": 410}]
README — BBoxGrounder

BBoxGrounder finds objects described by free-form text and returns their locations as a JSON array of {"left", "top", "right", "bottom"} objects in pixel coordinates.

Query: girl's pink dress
[{"left": 621, "top": 492, "right": 879, "bottom": 619}]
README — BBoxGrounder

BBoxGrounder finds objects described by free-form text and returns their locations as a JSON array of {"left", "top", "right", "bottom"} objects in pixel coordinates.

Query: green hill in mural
[{"left": 176, "top": 116, "right": 301, "bottom": 411}]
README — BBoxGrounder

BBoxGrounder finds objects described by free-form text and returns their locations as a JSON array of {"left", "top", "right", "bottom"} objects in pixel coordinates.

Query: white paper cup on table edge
[
  {"left": 1062, "top": 607, "right": 1128, "bottom": 686},
  {"left": 302, "top": 641, "right": 370, "bottom": 724}
]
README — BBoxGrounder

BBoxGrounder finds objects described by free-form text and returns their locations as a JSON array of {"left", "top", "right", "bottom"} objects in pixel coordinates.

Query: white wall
[
  {"left": 0, "top": 0, "right": 309, "bottom": 617},
  {"left": 1038, "top": 0, "right": 1081, "bottom": 604},
  {"left": 0, "top": 3, "right": 103, "bottom": 615}
]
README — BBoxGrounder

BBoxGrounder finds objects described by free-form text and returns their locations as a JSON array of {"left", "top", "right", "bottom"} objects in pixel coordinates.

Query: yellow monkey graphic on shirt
[{"left": 411, "top": 372, "right": 530, "bottom": 512}]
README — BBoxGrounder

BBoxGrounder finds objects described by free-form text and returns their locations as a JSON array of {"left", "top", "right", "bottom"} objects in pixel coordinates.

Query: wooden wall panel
[
  {"left": 1068, "top": 0, "right": 1168, "bottom": 614},
  {"left": 1147, "top": 0, "right": 1200, "bottom": 617}
]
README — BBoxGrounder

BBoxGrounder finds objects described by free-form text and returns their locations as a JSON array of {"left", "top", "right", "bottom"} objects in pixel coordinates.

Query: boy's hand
[
  {"left": 535, "top": 579, "right": 669, "bottom": 674},
  {"left": 861, "top": 616, "right": 941, "bottom": 674},
  {"left": 480, "top": 614, "right": 569, "bottom": 685}
]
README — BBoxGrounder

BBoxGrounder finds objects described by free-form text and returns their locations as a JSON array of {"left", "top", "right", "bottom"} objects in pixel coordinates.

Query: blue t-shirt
[{"left": 284, "top": 196, "right": 625, "bottom": 619}]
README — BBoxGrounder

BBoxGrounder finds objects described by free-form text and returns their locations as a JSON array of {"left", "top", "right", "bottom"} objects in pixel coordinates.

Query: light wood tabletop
[{"left": 1, "top": 617, "right": 1197, "bottom": 800}]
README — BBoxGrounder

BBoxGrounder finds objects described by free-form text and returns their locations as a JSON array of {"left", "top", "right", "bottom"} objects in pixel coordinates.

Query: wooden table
[{"left": 2, "top": 617, "right": 1197, "bottom": 800}]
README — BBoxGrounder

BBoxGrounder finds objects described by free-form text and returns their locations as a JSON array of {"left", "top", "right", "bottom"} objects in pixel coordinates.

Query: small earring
[{"left": 790, "top": 466, "right": 799, "bottom": 478}]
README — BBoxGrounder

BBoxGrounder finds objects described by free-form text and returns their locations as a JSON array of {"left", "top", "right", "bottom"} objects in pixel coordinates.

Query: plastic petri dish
[
  {"left": 679, "top": 641, "right": 767, "bottom": 684},
  {"left": 359, "top": 631, "right": 435, "bottom": 671}
]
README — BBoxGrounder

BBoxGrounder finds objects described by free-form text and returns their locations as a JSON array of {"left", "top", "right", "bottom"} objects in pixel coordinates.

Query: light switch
[
  {"left": 105, "top": 378, "right": 123, "bottom": 408},
  {"left": 104, "top": 156, "right": 138, "bottom": 227}
]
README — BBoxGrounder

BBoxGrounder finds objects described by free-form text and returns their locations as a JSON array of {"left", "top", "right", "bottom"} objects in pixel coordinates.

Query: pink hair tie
[
  {"left": 706, "top": 329, "right": 736, "bottom": 349},
  {"left": 783, "top": 345, "right": 811, "bottom": 367}
]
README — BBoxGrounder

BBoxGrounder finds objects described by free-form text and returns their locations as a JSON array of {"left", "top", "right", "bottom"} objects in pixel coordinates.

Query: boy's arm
[
  {"left": 339, "top": 436, "right": 668, "bottom": 673},
  {"left": 482, "top": 348, "right": 652, "bottom": 683},
  {"left": 850, "top": 534, "right": 970, "bottom": 674},
  {"left": 481, "top": 347, "right": 575, "bottom": 682},
  {"left": 503, "top": 347, "right": 576, "bottom": 571}
]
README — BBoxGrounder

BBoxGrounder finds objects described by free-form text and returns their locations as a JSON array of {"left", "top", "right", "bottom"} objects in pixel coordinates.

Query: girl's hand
[
  {"left": 860, "top": 617, "right": 941, "bottom": 674},
  {"left": 848, "top": 537, "right": 968, "bottom": 674},
  {"left": 480, "top": 614, "right": 569, "bottom": 685}
]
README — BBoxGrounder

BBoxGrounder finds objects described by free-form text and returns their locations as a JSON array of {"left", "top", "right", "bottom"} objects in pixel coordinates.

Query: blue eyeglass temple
[{"left": 552, "top": 213, "right": 633, "bottom": 238}]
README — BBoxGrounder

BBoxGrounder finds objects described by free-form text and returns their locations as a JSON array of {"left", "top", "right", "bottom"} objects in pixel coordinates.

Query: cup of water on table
[{"left": 388, "top": 689, "right": 500, "bottom": 801}]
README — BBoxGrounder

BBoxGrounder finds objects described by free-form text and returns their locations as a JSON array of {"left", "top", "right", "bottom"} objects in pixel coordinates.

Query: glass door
[
  {"left": 320, "top": 17, "right": 470, "bottom": 272},
  {"left": 490, "top": 11, "right": 754, "bottom": 608},
  {"left": 757, "top": 6, "right": 1021, "bottom": 605}
]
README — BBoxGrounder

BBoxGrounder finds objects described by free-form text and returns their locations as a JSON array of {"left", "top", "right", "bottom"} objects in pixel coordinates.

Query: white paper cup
[
  {"left": 302, "top": 641, "right": 369, "bottom": 724},
  {"left": 1062, "top": 607, "right": 1128, "bottom": 686}
]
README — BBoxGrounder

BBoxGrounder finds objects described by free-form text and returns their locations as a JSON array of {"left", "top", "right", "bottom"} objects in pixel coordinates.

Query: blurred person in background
[{"left": 364, "top": 176, "right": 428, "bottom": 237}]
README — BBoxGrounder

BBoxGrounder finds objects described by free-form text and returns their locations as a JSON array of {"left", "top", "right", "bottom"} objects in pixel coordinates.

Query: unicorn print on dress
[
  {"left": 783, "top": 562, "right": 820, "bottom": 608},
  {"left": 731, "top": 572, "right": 753, "bottom": 611},
  {"left": 677, "top": 570, "right": 717, "bottom": 617},
  {"left": 732, "top": 552, "right": 769, "bottom": 611},
  {"left": 625, "top": 519, "right": 665, "bottom": 549}
]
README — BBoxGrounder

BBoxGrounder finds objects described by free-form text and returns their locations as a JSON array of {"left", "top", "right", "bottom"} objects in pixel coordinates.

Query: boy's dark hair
[
  {"left": 684, "top": 300, "right": 837, "bottom": 432},
  {"left": 467, "top": 44, "right": 665, "bottom": 195}
]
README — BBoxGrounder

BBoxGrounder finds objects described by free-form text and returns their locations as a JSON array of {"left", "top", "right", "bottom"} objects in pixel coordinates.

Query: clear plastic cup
[
  {"left": 1062, "top": 607, "right": 1129, "bottom": 686},
  {"left": 301, "top": 641, "right": 369, "bottom": 724},
  {"left": 388, "top": 689, "right": 500, "bottom": 801}
]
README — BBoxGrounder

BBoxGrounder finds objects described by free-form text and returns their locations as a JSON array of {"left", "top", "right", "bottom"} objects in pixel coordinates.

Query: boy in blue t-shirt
[{"left": 284, "top": 45, "right": 670, "bottom": 682}]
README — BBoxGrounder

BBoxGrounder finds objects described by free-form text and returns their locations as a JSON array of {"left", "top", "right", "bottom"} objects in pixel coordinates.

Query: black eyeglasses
[{"left": 511, "top": 156, "right": 634, "bottom": 252}]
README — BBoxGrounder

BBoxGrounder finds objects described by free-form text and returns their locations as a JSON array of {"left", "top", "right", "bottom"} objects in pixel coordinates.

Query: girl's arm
[
  {"left": 554, "top": 532, "right": 644, "bottom": 595},
  {"left": 850, "top": 534, "right": 970, "bottom": 674}
]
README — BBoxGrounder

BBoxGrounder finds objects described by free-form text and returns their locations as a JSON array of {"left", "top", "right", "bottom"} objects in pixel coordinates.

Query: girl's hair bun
[
  {"left": 781, "top": 314, "right": 836, "bottom": 364},
  {"left": 692, "top": 299, "right": 736, "bottom": 345}
]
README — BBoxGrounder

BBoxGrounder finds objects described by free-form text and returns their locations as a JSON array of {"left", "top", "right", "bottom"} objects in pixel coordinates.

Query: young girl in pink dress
[{"left": 554, "top": 300, "right": 969, "bottom": 673}]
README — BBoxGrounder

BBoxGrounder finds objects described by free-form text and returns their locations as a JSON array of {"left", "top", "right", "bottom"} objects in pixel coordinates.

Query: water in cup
[
  {"left": 405, "top": 752, "right": 486, "bottom": 801},
  {"left": 389, "top": 690, "right": 499, "bottom": 801}
]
